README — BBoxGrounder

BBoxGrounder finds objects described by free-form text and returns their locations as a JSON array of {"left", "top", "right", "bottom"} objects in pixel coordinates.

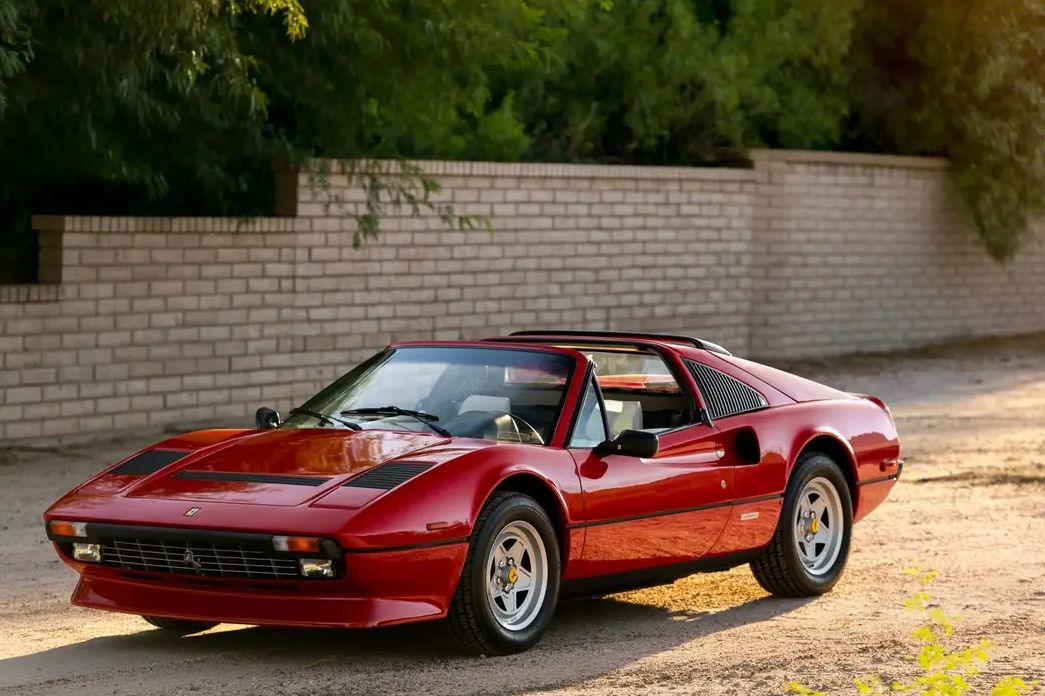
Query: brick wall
[
  {"left": 1, "top": 151, "right": 1042, "bottom": 443},
  {"left": 748, "top": 151, "right": 1045, "bottom": 358}
]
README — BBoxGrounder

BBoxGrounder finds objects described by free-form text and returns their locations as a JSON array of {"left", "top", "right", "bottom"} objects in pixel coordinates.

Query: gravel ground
[{"left": 1, "top": 335, "right": 1043, "bottom": 695}]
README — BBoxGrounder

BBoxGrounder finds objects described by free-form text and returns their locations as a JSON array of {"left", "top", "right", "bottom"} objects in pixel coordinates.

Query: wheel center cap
[
  {"left": 506, "top": 567, "right": 518, "bottom": 584},
  {"left": 810, "top": 517, "right": 820, "bottom": 534}
]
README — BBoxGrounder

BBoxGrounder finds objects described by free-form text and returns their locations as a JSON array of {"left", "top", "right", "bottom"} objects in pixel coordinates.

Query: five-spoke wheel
[
  {"left": 793, "top": 476, "right": 845, "bottom": 576},
  {"left": 751, "top": 451, "right": 853, "bottom": 596},
  {"left": 448, "top": 492, "right": 560, "bottom": 654},
  {"left": 486, "top": 520, "right": 549, "bottom": 631}
]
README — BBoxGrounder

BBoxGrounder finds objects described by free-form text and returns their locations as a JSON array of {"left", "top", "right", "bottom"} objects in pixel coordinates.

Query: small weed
[{"left": 788, "top": 567, "right": 1038, "bottom": 696}]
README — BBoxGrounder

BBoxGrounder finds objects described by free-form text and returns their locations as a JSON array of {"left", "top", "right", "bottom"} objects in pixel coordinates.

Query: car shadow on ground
[{"left": 1, "top": 591, "right": 813, "bottom": 693}]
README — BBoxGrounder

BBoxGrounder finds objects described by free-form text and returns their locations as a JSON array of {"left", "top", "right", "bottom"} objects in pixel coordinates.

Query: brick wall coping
[
  {"left": 31, "top": 215, "right": 312, "bottom": 233},
  {"left": 302, "top": 158, "right": 759, "bottom": 182},
  {"left": 749, "top": 148, "right": 950, "bottom": 169},
  {"left": 0, "top": 284, "right": 63, "bottom": 303}
]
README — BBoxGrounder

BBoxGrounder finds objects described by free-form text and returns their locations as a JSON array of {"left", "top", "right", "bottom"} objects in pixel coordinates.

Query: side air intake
[
  {"left": 343, "top": 463, "right": 432, "bottom": 490},
  {"left": 112, "top": 450, "right": 190, "bottom": 476}
]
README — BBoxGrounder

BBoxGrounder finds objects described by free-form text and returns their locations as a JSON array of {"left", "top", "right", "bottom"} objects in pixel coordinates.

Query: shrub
[{"left": 788, "top": 568, "right": 1038, "bottom": 696}]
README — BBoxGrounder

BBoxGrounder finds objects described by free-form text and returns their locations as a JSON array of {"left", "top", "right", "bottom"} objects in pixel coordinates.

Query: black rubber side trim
[
  {"left": 172, "top": 471, "right": 332, "bottom": 486},
  {"left": 567, "top": 492, "right": 783, "bottom": 529},
  {"left": 561, "top": 548, "right": 764, "bottom": 597},
  {"left": 857, "top": 473, "right": 900, "bottom": 486},
  {"left": 341, "top": 537, "right": 469, "bottom": 554},
  {"left": 343, "top": 462, "right": 431, "bottom": 490},
  {"left": 113, "top": 450, "right": 190, "bottom": 475}
]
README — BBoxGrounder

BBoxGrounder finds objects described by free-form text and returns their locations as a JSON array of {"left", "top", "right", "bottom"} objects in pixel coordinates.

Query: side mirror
[
  {"left": 594, "top": 429, "right": 659, "bottom": 458},
  {"left": 255, "top": 407, "right": 281, "bottom": 429}
]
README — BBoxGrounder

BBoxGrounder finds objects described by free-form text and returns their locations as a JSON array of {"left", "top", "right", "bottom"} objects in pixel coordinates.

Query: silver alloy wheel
[
  {"left": 485, "top": 520, "right": 549, "bottom": 631},
  {"left": 793, "top": 476, "right": 844, "bottom": 576}
]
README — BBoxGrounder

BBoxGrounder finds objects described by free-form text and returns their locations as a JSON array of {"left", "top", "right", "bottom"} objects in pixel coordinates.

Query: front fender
[{"left": 337, "top": 445, "right": 582, "bottom": 552}]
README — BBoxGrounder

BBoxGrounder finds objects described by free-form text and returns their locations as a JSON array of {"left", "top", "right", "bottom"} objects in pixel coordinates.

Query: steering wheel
[
  {"left": 485, "top": 411, "right": 544, "bottom": 445},
  {"left": 446, "top": 410, "right": 544, "bottom": 445}
]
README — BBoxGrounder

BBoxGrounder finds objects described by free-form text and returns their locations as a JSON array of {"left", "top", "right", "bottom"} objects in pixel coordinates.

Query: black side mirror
[
  {"left": 255, "top": 407, "right": 281, "bottom": 429},
  {"left": 594, "top": 429, "right": 659, "bottom": 458}
]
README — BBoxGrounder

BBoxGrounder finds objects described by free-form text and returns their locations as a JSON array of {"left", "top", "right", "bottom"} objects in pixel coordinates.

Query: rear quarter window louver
[
  {"left": 343, "top": 463, "right": 432, "bottom": 490},
  {"left": 687, "top": 362, "right": 768, "bottom": 420},
  {"left": 112, "top": 450, "right": 190, "bottom": 475}
]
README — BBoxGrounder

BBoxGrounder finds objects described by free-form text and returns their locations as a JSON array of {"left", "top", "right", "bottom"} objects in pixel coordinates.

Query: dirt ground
[{"left": 2, "top": 335, "right": 1043, "bottom": 696}]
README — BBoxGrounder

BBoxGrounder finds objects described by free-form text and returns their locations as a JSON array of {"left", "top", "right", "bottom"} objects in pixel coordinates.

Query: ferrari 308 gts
[{"left": 45, "top": 330, "right": 902, "bottom": 654}]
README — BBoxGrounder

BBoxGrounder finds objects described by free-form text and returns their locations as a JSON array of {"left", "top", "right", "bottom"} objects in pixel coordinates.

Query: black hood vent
[
  {"left": 343, "top": 463, "right": 431, "bottom": 490},
  {"left": 172, "top": 471, "right": 332, "bottom": 487},
  {"left": 112, "top": 449, "right": 190, "bottom": 476}
]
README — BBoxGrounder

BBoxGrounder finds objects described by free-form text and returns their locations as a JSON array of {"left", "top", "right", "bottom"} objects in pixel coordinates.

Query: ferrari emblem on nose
[
  {"left": 183, "top": 549, "right": 204, "bottom": 574},
  {"left": 184, "top": 507, "right": 200, "bottom": 517}
]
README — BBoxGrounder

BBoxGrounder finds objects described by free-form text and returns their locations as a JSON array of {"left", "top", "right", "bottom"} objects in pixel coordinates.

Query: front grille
[{"left": 101, "top": 537, "right": 299, "bottom": 580}]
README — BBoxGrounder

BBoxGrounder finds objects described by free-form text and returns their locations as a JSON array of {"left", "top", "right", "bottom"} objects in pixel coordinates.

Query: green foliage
[
  {"left": 787, "top": 568, "right": 1038, "bottom": 696},
  {"left": 507, "top": 0, "right": 860, "bottom": 164},
  {"left": 847, "top": 0, "right": 1045, "bottom": 260},
  {"left": 0, "top": 0, "right": 1042, "bottom": 276}
]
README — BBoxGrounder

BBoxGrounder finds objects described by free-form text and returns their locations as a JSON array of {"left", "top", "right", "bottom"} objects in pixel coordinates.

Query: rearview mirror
[
  {"left": 255, "top": 407, "right": 281, "bottom": 429},
  {"left": 594, "top": 429, "right": 658, "bottom": 458}
]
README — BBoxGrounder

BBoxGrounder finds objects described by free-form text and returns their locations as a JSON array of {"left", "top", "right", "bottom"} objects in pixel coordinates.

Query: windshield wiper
[
  {"left": 288, "top": 407, "right": 362, "bottom": 431},
  {"left": 339, "top": 406, "right": 451, "bottom": 437}
]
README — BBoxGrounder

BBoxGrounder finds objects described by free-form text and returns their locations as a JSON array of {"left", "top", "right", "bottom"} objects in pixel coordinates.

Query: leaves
[
  {"left": 789, "top": 570, "right": 1039, "bottom": 696},
  {"left": 0, "top": 0, "right": 1042, "bottom": 272},
  {"left": 848, "top": 0, "right": 1045, "bottom": 259}
]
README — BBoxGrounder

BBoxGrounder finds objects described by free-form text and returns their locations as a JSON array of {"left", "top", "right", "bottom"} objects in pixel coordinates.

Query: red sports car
[{"left": 45, "top": 331, "right": 902, "bottom": 654}]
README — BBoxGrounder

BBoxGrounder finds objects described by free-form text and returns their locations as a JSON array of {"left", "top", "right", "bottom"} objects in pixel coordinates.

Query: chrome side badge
[
  {"left": 184, "top": 507, "right": 201, "bottom": 517},
  {"left": 739, "top": 511, "right": 760, "bottom": 521}
]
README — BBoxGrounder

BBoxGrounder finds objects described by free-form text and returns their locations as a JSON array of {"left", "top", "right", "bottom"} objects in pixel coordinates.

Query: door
[{"left": 564, "top": 351, "right": 735, "bottom": 579}]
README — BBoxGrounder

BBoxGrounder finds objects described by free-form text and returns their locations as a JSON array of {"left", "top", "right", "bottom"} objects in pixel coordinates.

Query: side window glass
[
  {"left": 568, "top": 378, "right": 607, "bottom": 448},
  {"left": 586, "top": 350, "right": 692, "bottom": 434}
]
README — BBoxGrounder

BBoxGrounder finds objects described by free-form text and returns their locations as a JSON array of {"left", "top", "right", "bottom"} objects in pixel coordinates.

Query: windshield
[{"left": 281, "top": 346, "right": 575, "bottom": 445}]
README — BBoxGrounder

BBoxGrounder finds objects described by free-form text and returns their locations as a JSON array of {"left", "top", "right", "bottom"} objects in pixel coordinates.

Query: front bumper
[{"left": 68, "top": 540, "right": 468, "bottom": 628}]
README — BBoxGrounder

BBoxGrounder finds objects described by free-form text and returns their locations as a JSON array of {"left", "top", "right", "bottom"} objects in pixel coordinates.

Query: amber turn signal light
[
  {"left": 272, "top": 535, "right": 321, "bottom": 553},
  {"left": 50, "top": 520, "right": 87, "bottom": 538}
]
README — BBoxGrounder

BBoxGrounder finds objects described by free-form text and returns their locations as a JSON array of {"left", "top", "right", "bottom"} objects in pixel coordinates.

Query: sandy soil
[{"left": 1, "top": 336, "right": 1043, "bottom": 695}]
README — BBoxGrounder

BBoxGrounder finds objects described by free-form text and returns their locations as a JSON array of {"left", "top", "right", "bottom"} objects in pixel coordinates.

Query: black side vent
[
  {"left": 344, "top": 463, "right": 431, "bottom": 490},
  {"left": 172, "top": 471, "right": 332, "bottom": 487},
  {"left": 112, "top": 449, "right": 190, "bottom": 476},
  {"left": 687, "top": 361, "right": 768, "bottom": 420}
]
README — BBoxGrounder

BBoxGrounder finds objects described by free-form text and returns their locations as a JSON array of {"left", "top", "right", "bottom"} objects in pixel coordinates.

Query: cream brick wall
[
  {"left": 0, "top": 152, "right": 1042, "bottom": 443},
  {"left": 748, "top": 151, "right": 1045, "bottom": 358}
]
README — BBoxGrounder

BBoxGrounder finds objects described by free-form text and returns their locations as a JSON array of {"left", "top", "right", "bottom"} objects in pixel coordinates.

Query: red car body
[{"left": 44, "top": 332, "right": 901, "bottom": 630}]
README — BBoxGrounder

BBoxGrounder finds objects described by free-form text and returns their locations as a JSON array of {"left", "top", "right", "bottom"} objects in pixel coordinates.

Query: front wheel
[
  {"left": 447, "top": 491, "right": 560, "bottom": 655},
  {"left": 750, "top": 452, "right": 853, "bottom": 596}
]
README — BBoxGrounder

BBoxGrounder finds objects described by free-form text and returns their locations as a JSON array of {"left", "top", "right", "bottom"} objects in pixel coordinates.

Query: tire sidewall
[
  {"left": 468, "top": 495, "right": 560, "bottom": 652},
  {"left": 781, "top": 453, "right": 853, "bottom": 594}
]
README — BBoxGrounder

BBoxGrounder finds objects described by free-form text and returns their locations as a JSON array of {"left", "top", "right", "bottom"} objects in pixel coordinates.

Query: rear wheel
[
  {"left": 141, "top": 616, "right": 218, "bottom": 635},
  {"left": 750, "top": 452, "right": 853, "bottom": 596},
  {"left": 447, "top": 491, "right": 560, "bottom": 655}
]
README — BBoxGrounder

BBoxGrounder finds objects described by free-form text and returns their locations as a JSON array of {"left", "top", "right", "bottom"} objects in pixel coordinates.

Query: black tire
[
  {"left": 447, "top": 491, "right": 561, "bottom": 655},
  {"left": 141, "top": 616, "right": 218, "bottom": 635},
  {"left": 750, "top": 451, "right": 853, "bottom": 596}
]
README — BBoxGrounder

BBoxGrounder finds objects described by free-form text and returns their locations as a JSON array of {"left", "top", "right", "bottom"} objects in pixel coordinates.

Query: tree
[
  {"left": 505, "top": 0, "right": 860, "bottom": 164},
  {"left": 848, "top": 0, "right": 1045, "bottom": 259}
]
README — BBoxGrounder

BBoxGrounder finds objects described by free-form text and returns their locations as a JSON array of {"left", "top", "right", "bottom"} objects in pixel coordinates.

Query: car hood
[{"left": 96, "top": 428, "right": 456, "bottom": 507}]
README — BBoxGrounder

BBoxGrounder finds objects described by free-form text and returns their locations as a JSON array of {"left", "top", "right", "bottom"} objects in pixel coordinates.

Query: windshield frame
[{"left": 286, "top": 341, "right": 589, "bottom": 447}]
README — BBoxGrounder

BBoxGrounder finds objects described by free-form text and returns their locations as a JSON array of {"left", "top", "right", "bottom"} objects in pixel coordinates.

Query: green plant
[{"left": 788, "top": 568, "right": 1037, "bottom": 696}]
